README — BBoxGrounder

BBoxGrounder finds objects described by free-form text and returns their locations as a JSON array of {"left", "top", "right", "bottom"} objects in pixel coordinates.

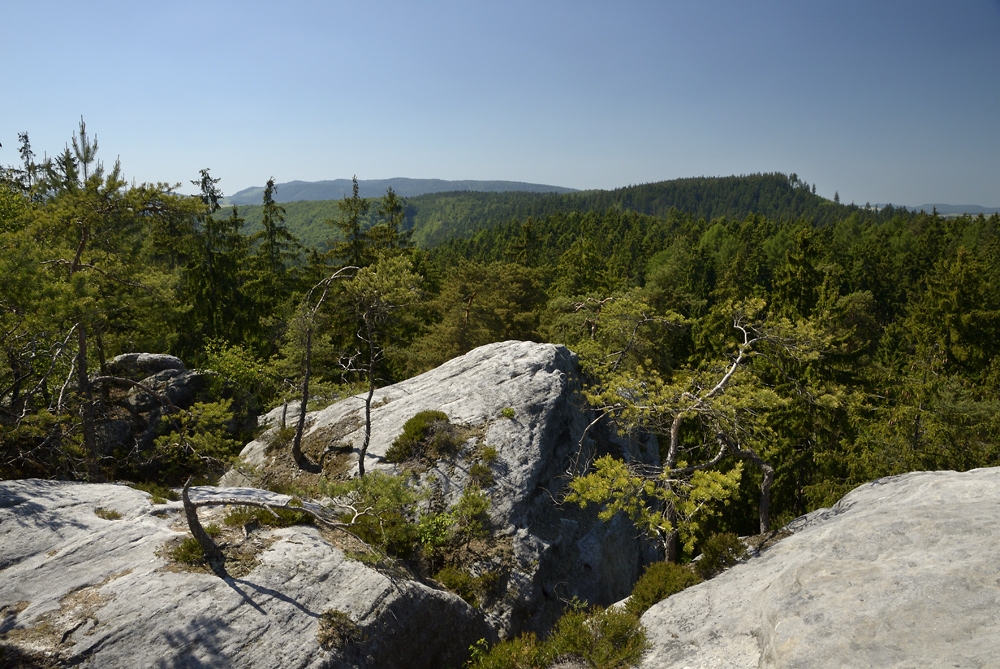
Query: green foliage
[
  {"left": 203, "top": 339, "right": 279, "bottom": 408},
  {"left": 694, "top": 532, "right": 748, "bottom": 579},
  {"left": 324, "top": 471, "right": 419, "bottom": 556},
  {"left": 434, "top": 565, "right": 487, "bottom": 607},
  {"left": 223, "top": 505, "right": 313, "bottom": 529},
  {"left": 317, "top": 609, "right": 364, "bottom": 650},
  {"left": 151, "top": 400, "right": 242, "bottom": 483},
  {"left": 468, "top": 462, "right": 495, "bottom": 488},
  {"left": 131, "top": 482, "right": 180, "bottom": 504},
  {"left": 500, "top": 407, "right": 516, "bottom": 419},
  {"left": 453, "top": 486, "right": 492, "bottom": 542},
  {"left": 264, "top": 425, "right": 297, "bottom": 454},
  {"left": 624, "top": 561, "right": 702, "bottom": 616},
  {"left": 416, "top": 510, "right": 457, "bottom": 548},
  {"left": 170, "top": 537, "right": 205, "bottom": 564},
  {"left": 385, "top": 410, "right": 456, "bottom": 463},
  {"left": 567, "top": 455, "right": 743, "bottom": 556},
  {"left": 467, "top": 606, "right": 649, "bottom": 669},
  {"left": 94, "top": 507, "right": 122, "bottom": 520}
]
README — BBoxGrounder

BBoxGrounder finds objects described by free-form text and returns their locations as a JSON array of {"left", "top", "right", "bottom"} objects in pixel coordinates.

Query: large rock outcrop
[
  {"left": 639, "top": 467, "right": 1000, "bottom": 668},
  {"left": 94, "top": 353, "right": 254, "bottom": 462},
  {"left": 0, "top": 479, "right": 489, "bottom": 668},
  {"left": 224, "top": 340, "right": 661, "bottom": 635}
]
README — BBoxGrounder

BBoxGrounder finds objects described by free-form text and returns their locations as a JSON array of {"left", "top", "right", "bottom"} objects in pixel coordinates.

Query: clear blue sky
[{"left": 3, "top": 0, "right": 999, "bottom": 206}]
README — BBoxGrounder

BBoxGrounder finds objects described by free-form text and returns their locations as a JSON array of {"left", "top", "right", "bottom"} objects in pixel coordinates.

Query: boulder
[
  {"left": 639, "top": 468, "right": 1000, "bottom": 668},
  {"left": 0, "top": 479, "right": 489, "bottom": 668},
  {"left": 126, "top": 368, "right": 211, "bottom": 412},
  {"left": 223, "top": 340, "right": 662, "bottom": 636},
  {"left": 106, "top": 352, "right": 185, "bottom": 379}
]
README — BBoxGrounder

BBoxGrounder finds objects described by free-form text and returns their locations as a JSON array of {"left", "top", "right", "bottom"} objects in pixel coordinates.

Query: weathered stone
[
  {"left": 639, "top": 468, "right": 1000, "bottom": 668},
  {"left": 127, "top": 368, "right": 211, "bottom": 412},
  {"left": 106, "top": 352, "right": 185, "bottom": 379},
  {"left": 224, "top": 340, "right": 662, "bottom": 636},
  {"left": 0, "top": 479, "right": 489, "bottom": 668}
]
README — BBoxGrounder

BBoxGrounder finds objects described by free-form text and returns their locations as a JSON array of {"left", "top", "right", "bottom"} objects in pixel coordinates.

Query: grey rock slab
[
  {"left": 639, "top": 468, "right": 1000, "bottom": 668},
  {"left": 0, "top": 479, "right": 489, "bottom": 668},
  {"left": 106, "top": 352, "right": 185, "bottom": 379}
]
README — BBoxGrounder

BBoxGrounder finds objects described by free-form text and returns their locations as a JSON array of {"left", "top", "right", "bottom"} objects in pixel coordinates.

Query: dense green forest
[
  {"left": 3, "top": 122, "right": 1000, "bottom": 553},
  {"left": 234, "top": 172, "right": 898, "bottom": 249}
]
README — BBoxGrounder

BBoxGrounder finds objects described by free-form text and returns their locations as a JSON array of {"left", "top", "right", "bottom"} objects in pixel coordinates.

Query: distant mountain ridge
[
  {"left": 909, "top": 203, "right": 1000, "bottom": 216},
  {"left": 224, "top": 178, "right": 577, "bottom": 205}
]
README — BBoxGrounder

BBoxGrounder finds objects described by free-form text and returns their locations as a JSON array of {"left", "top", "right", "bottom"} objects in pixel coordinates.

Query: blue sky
[{"left": 3, "top": 0, "right": 999, "bottom": 206}]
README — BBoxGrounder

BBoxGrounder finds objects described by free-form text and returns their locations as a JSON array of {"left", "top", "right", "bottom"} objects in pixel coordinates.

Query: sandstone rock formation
[
  {"left": 0, "top": 479, "right": 489, "bottom": 668},
  {"left": 223, "top": 340, "right": 662, "bottom": 635},
  {"left": 639, "top": 467, "right": 1000, "bottom": 668},
  {"left": 93, "top": 353, "right": 253, "bottom": 462}
]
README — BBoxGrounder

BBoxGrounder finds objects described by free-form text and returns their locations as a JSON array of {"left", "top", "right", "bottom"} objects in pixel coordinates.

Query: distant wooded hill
[
  {"left": 230, "top": 173, "right": 885, "bottom": 249},
  {"left": 223, "top": 178, "right": 578, "bottom": 205},
  {"left": 910, "top": 204, "right": 1000, "bottom": 216}
]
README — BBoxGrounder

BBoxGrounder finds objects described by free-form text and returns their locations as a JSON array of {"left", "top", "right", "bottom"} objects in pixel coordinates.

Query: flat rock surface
[
  {"left": 0, "top": 479, "right": 488, "bottom": 668},
  {"left": 640, "top": 468, "right": 1000, "bottom": 668}
]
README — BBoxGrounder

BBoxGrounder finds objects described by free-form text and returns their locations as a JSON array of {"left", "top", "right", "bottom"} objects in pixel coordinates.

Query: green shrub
[
  {"left": 544, "top": 606, "right": 650, "bottom": 669},
  {"left": 435, "top": 565, "right": 480, "bottom": 605},
  {"left": 264, "top": 425, "right": 297, "bottom": 454},
  {"left": 204, "top": 338, "right": 278, "bottom": 408},
  {"left": 151, "top": 399, "right": 242, "bottom": 483},
  {"left": 625, "top": 561, "right": 702, "bottom": 616},
  {"left": 317, "top": 609, "right": 364, "bottom": 650},
  {"left": 694, "top": 532, "right": 748, "bottom": 579},
  {"left": 468, "top": 461, "right": 495, "bottom": 488},
  {"left": 467, "top": 606, "right": 649, "bottom": 669},
  {"left": 466, "top": 633, "right": 543, "bottom": 669},
  {"left": 435, "top": 566, "right": 499, "bottom": 608},
  {"left": 131, "top": 481, "right": 179, "bottom": 504},
  {"left": 171, "top": 537, "right": 205, "bottom": 563},
  {"left": 385, "top": 410, "right": 455, "bottom": 463},
  {"left": 324, "top": 471, "right": 419, "bottom": 556},
  {"left": 417, "top": 510, "right": 456, "bottom": 548},
  {"left": 454, "top": 487, "right": 491, "bottom": 543},
  {"left": 501, "top": 407, "right": 516, "bottom": 419},
  {"left": 94, "top": 507, "right": 122, "bottom": 520},
  {"left": 223, "top": 505, "right": 313, "bottom": 529}
]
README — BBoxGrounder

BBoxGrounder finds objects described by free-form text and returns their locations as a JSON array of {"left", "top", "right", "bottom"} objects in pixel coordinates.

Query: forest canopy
[{"left": 2, "top": 121, "right": 999, "bottom": 555}]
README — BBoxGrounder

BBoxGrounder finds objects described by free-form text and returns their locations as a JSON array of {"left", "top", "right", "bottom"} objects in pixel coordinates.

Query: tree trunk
[
  {"left": 357, "top": 316, "right": 376, "bottom": 478},
  {"left": 291, "top": 324, "right": 320, "bottom": 473},
  {"left": 76, "top": 324, "right": 100, "bottom": 481},
  {"left": 181, "top": 479, "right": 228, "bottom": 578}
]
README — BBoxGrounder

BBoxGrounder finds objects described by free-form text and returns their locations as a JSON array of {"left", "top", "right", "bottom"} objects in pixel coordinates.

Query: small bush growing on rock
[
  {"left": 467, "top": 605, "right": 649, "bottom": 669},
  {"left": 131, "top": 481, "right": 179, "bottom": 504},
  {"left": 94, "top": 507, "right": 122, "bottom": 520},
  {"left": 501, "top": 407, "right": 516, "bottom": 419},
  {"left": 468, "top": 462, "right": 495, "bottom": 488},
  {"left": 385, "top": 410, "right": 458, "bottom": 463},
  {"left": 264, "top": 425, "right": 297, "bottom": 454},
  {"left": 223, "top": 504, "right": 313, "bottom": 529},
  {"left": 624, "top": 561, "right": 702, "bottom": 616},
  {"left": 694, "top": 532, "right": 748, "bottom": 579},
  {"left": 435, "top": 566, "right": 499, "bottom": 608},
  {"left": 454, "top": 487, "right": 492, "bottom": 544},
  {"left": 317, "top": 609, "right": 364, "bottom": 650},
  {"left": 324, "top": 471, "right": 419, "bottom": 556},
  {"left": 545, "top": 606, "right": 650, "bottom": 669},
  {"left": 171, "top": 537, "right": 205, "bottom": 563}
]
